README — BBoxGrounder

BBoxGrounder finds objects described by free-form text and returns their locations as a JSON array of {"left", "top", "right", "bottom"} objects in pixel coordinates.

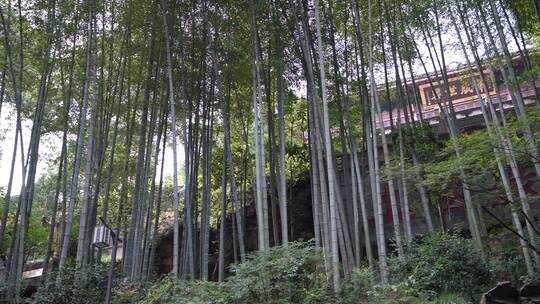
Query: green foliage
[
  {"left": 367, "top": 282, "right": 428, "bottom": 304},
  {"left": 228, "top": 241, "right": 331, "bottom": 304},
  {"left": 501, "top": 0, "right": 540, "bottom": 38},
  {"left": 340, "top": 267, "right": 471, "bottom": 304},
  {"left": 1, "top": 211, "right": 48, "bottom": 257},
  {"left": 487, "top": 228, "right": 540, "bottom": 286},
  {"left": 491, "top": 254, "right": 528, "bottom": 286},
  {"left": 339, "top": 267, "right": 372, "bottom": 303},
  {"left": 136, "top": 240, "right": 489, "bottom": 303},
  {"left": 31, "top": 265, "right": 108, "bottom": 304},
  {"left": 111, "top": 282, "right": 150, "bottom": 304},
  {"left": 428, "top": 293, "right": 470, "bottom": 304},
  {"left": 0, "top": 275, "right": 30, "bottom": 302},
  {"left": 421, "top": 126, "right": 497, "bottom": 195},
  {"left": 140, "top": 276, "right": 229, "bottom": 304},
  {"left": 403, "top": 123, "right": 442, "bottom": 163},
  {"left": 138, "top": 242, "right": 331, "bottom": 304},
  {"left": 390, "top": 232, "right": 493, "bottom": 301}
]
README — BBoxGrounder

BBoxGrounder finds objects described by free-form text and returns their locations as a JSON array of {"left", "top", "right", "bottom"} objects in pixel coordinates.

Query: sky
[
  {"left": 0, "top": 105, "right": 49, "bottom": 195},
  {"left": 0, "top": 103, "right": 183, "bottom": 196}
]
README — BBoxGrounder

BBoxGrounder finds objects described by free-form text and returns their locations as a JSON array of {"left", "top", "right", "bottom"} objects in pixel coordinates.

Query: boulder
[
  {"left": 481, "top": 281, "right": 520, "bottom": 304},
  {"left": 520, "top": 281, "right": 540, "bottom": 304}
]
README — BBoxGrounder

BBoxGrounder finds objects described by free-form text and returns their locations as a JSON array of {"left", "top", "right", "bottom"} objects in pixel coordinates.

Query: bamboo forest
[{"left": 2, "top": 0, "right": 540, "bottom": 303}]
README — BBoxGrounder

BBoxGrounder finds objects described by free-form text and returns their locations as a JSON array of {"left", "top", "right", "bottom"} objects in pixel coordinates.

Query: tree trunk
[
  {"left": 249, "top": 0, "right": 269, "bottom": 251},
  {"left": 58, "top": 0, "right": 95, "bottom": 276},
  {"left": 218, "top": 149, "right": 227, "bottom": 282},
  {"left": 313, "top": 0, "right": 340, "bottom": 291},
  {"left": 160, "top": 0, "right": 182, "bottom": 277}
]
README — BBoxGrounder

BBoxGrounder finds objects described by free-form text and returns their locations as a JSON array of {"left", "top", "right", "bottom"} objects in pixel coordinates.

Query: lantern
[{"left": 92, "top": 225, "right": 111, "bottom": 248}]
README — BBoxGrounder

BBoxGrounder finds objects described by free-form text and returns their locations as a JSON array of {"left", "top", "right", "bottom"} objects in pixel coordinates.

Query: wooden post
[{"left": 102, "top": 217, "right": 121, "bottom": 304}]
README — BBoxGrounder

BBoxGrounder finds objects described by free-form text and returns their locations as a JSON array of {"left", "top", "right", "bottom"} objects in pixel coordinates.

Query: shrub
[
  {"left": 0, "top": 276, "right": 31, "bottom": 301},
  {"left": 111, "top": 282, "right": 150, "bottom": 304},
  {"left": 486, "top": 228, "right": 529, "bottom": 285},
  {"left": 391, "top": 232, "right": 493, "bottom": 300},
  {"left": 366, "top": 282, "right": 425, "bottom": 304},
  {"left": 140, "top": 275, "right": 230, "bottom": 304},
  {"left": 138, "top": 275, "right": 177, "bottom": 304},
  {"left": 491, "top": 254, "right": 528, "bottom": 285},
  {"left": 139, "top": 242, "right": 330, "bottom": 304},
  {"left": 430, "top": 293, "right": 469, "bottom": 304},
  {"left": 339, "top": 267, "right": 372, "bottom": 304},
  {"left": 32, "top": 264, "right": 108, "bottom": 304},
  {"left": 227, "top": 241, "right": 332, "bottom": 303}
]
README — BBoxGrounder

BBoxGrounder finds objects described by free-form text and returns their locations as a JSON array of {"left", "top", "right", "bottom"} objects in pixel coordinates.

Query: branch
[{"left": 481, "top": 206, "right": 540, "bottom": 254}]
